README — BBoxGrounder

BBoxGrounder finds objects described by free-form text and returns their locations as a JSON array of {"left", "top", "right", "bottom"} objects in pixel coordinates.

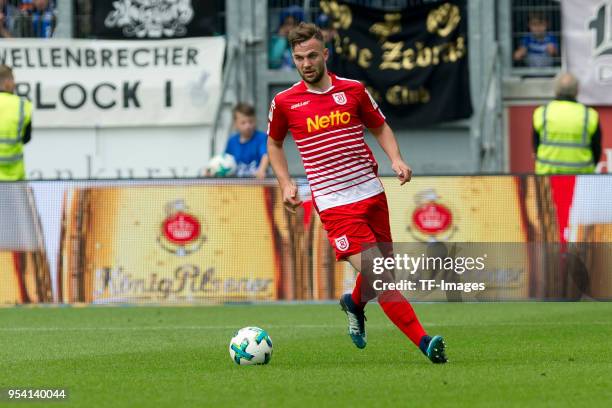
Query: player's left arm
[
  {"left": 369, "top": 123, "right": 412, "bottom": 185},
  {"left": 358, "top": 85, "right": 412, "bottom": 184}
]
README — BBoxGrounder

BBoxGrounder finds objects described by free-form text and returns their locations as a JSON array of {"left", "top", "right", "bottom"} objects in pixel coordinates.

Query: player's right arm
[
  {"left": 267, "top": 97, "right": 302, "bottom": 211},
  {"left": 268, "top": 138, "right": 301, "bottom": 211}
]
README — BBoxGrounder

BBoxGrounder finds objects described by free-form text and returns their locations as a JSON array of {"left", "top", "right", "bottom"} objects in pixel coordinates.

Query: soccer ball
[
  {"left": 229, "top": 327, "right": 273, "bottom": 366},
  {"left": 207, "top": 153, "right": 237, "bottom": 177}
]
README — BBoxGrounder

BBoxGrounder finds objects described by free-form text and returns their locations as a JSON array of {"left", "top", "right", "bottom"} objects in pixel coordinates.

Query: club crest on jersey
[
  {"left": 335, "top": 235, "right": 350, "bottom": 251},
  {"left": 332, "top": 92, "right": 347, "bottom": 105}
]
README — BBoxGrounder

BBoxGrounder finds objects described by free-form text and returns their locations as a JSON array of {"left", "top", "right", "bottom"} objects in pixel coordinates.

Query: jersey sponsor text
[{"left": 306, "top": 111, "right": 351, "bottom": 133}]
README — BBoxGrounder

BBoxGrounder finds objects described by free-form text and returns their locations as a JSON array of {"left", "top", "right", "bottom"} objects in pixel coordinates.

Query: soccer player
[{"left": 266, "top": 22, "right": 447, "bottom": 364}]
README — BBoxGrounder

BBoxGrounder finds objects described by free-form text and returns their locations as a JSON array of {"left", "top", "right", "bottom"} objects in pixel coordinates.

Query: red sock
[
  {"left": 351, "top": 273, "right": 374, "bottom": 309},
  {"left": 378, "top": 290, "right": 427, "bottom": 347}
]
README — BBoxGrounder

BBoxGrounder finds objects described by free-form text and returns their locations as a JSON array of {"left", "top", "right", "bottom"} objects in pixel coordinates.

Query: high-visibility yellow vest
[
  {"left": 533, "top": 100, "right": 598, "bottom": 175},
  {"left": 0, "top": 93, "right": 32, "bottom": 181}
]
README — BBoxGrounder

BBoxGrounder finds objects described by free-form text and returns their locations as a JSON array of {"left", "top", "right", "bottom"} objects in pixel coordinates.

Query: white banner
[
  {"left": 0, "top": 37, "right": 225, "bottom": 127},
  {"left": 563, "top": 0, "right": 612, "bottom": 105}
]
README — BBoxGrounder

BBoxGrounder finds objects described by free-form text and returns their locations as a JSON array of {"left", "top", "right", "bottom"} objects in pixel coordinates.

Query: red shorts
[{"left": 318, "top": 192, "right": 392, "bottom": 261}]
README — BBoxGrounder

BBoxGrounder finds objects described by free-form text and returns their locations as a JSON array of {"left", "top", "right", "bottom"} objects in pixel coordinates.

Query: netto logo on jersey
[{"left": 306, "top": 111, "right": 351, "bottom": 133}]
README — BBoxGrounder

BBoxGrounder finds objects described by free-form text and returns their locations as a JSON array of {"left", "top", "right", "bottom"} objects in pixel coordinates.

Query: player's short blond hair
[{"left": 288, "top": 22, "right": 324, "bottom": 50}]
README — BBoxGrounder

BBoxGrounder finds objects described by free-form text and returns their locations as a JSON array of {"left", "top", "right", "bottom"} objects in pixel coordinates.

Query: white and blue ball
[
  {"left": 207, "top": 153, "right": 237, "bottom": 177},
  {"left": 229, "top": 327, "right": 273, "bottom": 366}
]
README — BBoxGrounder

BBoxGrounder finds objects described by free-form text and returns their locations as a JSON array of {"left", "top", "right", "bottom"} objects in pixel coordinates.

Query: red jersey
[{"left": 267, "top": 73, "right": 386, "bottom": 212}]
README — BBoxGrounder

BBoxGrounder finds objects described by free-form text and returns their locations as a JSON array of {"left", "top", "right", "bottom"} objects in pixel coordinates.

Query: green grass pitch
[{"left": 1, "top": 302, "right": 611, "bottom": 407}]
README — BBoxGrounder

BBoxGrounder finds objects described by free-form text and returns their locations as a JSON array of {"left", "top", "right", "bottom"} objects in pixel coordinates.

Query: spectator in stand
[
  {"left": 224, "top": 103, "right": 270, "bottom": 179},
  {"left": 317, "top": 13, "right": 337, "bottom": 63},
  {"left": 269, "top": 5, "right": 304, "bottom": 70},
  {"left": 513, "top": 12, "right": 558, "bottom": 68},
  {"left": 0, "top": 0, "right": 19, "bottom": 38},
  {"left": 20, "top": 0, "right": 33, "bottom": 11},
  {"left": 19, "top": 0, "right": 56, "bottom": 38}
]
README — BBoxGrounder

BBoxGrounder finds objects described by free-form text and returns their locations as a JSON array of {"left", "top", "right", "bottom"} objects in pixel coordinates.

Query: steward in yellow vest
[
  {"left": 0, "top": 65, "right": 32, "bottom": 181},
  {"left": 533, "top": 73, "right": 602, "bottom": 175}
]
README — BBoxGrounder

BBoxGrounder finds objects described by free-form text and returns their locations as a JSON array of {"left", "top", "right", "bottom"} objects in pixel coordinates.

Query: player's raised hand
[
  {"left": 392, "top": 160, "right": 412, "bottom": 185},
  {"left": 282, "top": 182, "right": 303, "bottom": 213}
]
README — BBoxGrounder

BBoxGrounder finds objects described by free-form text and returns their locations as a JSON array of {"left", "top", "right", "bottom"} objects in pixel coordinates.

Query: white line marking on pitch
[
  {"left": 0, "top": 325, "right": 340, "bottom": 332},
  {"left": 0, "top": 322, "right": 610, "bottom": 332}
]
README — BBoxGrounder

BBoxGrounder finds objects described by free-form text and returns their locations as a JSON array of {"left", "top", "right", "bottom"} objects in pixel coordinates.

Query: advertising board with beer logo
[
  {"left": 59, "top": 183, "right": 279, "bottom": 304},
  {"left": 2, "top": 176, "right": 611, "bottom": 306},
  {"left": 383, "top": 177, "right": 531, "bottom": 301}
]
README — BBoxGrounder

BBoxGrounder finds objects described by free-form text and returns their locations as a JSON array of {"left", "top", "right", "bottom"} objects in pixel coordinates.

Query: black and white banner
[
  {"left": 92, "top": 0, "right": 223, "bottom": 39},
  {"left": 563, "top": 0, "right": 612, "bottom": 105},
  {"left": 0, "top": 37, "right": 225, "bottom": 127},
  {"left": 324, "top": 0, "right": 472, "bottom": 127}
]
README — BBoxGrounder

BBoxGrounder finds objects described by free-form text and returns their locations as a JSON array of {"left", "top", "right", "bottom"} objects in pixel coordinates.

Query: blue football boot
[
  {"left": 420, "top": 335, "right": 448, "bottom": 364},
  {"left": 339, "top": 293, "right": 367, "bottom": 349}
]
